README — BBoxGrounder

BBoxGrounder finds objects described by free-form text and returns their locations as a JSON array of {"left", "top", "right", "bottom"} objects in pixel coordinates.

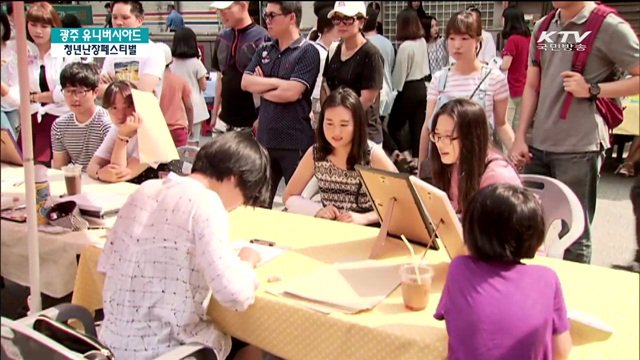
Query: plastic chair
[
  {"left": 520, "top": 174, "right": 586, "bottom": 259},
  {"left": 177, "top": 146, "right": 200, "bottom": 175}
]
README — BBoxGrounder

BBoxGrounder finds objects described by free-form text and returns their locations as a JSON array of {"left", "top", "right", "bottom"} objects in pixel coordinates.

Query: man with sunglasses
[
  {"left": 210, "top": 2, "right": 270, "bottom": 134},
  {"left": 242, "top": 1, "right": 320, "bottom": 208}
]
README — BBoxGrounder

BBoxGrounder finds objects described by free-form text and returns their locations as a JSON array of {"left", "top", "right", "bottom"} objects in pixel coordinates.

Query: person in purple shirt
[{"left": 435, "top": 183, "right": 572, "bottom": 360}]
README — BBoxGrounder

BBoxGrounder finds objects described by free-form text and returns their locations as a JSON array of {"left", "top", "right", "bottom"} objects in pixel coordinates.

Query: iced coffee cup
[
  {"left": 62, "top": 164, "right": 82, "bottom": 196},
  {"left": 400, "top": 262, "right": 434, "bottom": 311}
]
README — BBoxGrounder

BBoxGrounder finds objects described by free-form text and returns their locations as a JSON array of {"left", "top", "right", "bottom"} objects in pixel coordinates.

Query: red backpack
[{"left": 534, "top": 3, "right": 624, "bottom": 130}]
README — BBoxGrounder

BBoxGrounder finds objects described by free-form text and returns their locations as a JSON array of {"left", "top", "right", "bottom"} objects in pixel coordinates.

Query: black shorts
[{"left": 227, "top": 337, "right": 250, "bottom": 360}]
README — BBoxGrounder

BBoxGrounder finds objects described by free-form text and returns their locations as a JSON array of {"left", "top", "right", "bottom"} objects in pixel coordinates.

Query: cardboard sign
[{"left": 130, "top": 89, "right": 179, "bottom": 165}]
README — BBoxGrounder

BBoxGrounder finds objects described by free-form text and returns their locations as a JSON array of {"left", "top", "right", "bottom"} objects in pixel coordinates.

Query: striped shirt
[
  {"left": 51, "top": 106, "right": 112, "bottom": 171},
  {"left": 428, "top": 68, "right": 509, "bottom": 127}
]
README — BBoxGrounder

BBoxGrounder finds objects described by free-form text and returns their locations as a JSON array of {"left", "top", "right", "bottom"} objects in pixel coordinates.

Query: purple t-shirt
[{"left": 434, "top": 255, "right": 570, "bottom": 359}]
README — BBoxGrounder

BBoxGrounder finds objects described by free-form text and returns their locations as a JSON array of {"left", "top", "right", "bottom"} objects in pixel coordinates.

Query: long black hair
[
  {"left": 406, "top": 1, "right": 427, "bottom": 20},
  {"left": 501, "top": 6, "right": 531, "bottom": 40},
  {"left": 315, "top": 87, "right": 369, "bottom": 170}
]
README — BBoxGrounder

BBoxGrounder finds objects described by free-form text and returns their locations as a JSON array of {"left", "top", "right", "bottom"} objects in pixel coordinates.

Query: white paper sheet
[{"left": 231, "top": 240, "right": 287, "bottom": 267}]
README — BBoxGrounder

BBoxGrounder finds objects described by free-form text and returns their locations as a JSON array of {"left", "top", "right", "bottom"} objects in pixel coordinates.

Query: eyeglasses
[
  {"left": 62, "top": 88, "right": 91, "bottom": 98},
  {"left": 429, "top": 133, "right": 459, "bottom": 145},
  {"left": 263, "top": 11, "right": 285, "bottom": 22},
  {"left": 331, "top": 16, "right": 357, "bottom": 26}
]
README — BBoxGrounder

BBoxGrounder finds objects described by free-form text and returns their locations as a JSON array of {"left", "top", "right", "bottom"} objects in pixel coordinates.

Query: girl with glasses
[{"left": 429, "top": 98, "right": 520, "bottom": 214}]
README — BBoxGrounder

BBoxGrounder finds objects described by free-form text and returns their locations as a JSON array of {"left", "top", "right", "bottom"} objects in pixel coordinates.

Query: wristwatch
[{"left": 589, "top": 83, "right": 601, "bottom": 101}]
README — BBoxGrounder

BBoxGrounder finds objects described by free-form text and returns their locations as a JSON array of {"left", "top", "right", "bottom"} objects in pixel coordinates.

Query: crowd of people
[{"left": 0, "top": 1, "right": 639, "bottom": 359}]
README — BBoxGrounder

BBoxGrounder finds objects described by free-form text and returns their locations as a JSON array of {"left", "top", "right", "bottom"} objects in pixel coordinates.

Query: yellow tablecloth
[
  {"left": 614, "top": 95, "right": 639, "bottom": 136},
  {"left": 0, "top": 164, "right": 137, "bottom": 297},
  {"left": 72, "top": 207, "right": 639, "bottom": 360}
]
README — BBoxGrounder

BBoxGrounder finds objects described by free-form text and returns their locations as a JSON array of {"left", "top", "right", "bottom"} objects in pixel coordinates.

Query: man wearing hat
[{"left": 210, "top": 2, "right": 270, "bottom": 134}]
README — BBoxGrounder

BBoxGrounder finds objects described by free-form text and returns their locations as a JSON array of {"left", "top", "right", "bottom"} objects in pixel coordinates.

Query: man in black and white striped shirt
[{"left": 52, "top": 62, "right": 112, "bottom": 171}]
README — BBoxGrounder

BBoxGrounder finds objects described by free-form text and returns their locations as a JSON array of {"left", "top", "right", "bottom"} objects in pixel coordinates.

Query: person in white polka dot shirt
[{"left": 97, "top": 132, "right": 271, "bottom": 360}]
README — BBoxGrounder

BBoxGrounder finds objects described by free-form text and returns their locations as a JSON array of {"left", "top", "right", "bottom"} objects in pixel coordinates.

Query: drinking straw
[{"left": 400, "top": 235, "right": 421, "bottom": 285}]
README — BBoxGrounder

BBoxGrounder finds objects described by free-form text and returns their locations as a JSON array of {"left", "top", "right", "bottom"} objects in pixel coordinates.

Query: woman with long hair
[
  {"left": 418, "top": 10, "right": 514, "bottom": 171},
  {"left": 428, "top": 98, "right": 521, "bottom": 213},
  {"left": 284, "top": 87, "right": 397, "bottom": 225},
  {"left": 500, "top": 6, "right": 531, "bottom": 131},
  {"left": 387, "top": 9, "right": 430, "bottom": 170},
  {"left": 170, "top": 27, "right": 209, "bottom": 145},
  {"left": 407, "top": 1, "right": 428, "bottom": 20},
  {"left": 423, "top": 15, "right": 449, "bottom": 76},
  {"left": 2, "top": 2, "right": 89, "bottom": 165}
]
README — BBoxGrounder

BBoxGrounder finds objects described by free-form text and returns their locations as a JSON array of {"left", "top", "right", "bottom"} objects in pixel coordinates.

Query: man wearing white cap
[
  {"left": 241, "top": 1, "right": 320, "bottom": 208},
  {"left": 321, "top": 1, "right": 385, "bottom": 145},
  {"left": 210, "top": 1, "right": 270, "bottom": 133}
]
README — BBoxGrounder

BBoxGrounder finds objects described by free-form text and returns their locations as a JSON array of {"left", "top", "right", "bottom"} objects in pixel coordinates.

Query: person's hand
[
  {"left": 98, "top": 165, "right": 131, "bottom": 183},
  {"left": 99, "top": 73, "right": 115, "bottom": 85},
  {"left": 187, "top": 123, "right": 194, "bottom": 137},
  {"left": 118, "top": 112, "right": 142, "bottom": 138},
  {"left": 560, "top": 71, "right": 590, "bottom": 98},
  {"left": 238, "top": 247, "right": 261, "bottom": 268},
  {"left": 315, "top": 205, "right": 341, "bottom": 220},
  {"left": 509, "top": 137, "right": 531, "bottom": 168},
  {"left": 336, "top": 211, "right": 368, "bottom": 225},
  {"left": 254, "top": 66, "right": 264, "bottom": 78}
]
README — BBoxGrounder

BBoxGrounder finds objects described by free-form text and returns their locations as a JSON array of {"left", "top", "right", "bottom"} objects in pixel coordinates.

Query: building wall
[{"left": 80, "top": 1, "right": 316, "bottom": 34}]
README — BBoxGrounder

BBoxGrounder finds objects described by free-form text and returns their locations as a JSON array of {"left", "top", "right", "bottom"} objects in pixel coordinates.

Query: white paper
[
  {"left": 231, "top": 240, "right": 286, "bottom": 267},
  {"left": 54, "top": 193, "right": 129, "bottom": 215}
]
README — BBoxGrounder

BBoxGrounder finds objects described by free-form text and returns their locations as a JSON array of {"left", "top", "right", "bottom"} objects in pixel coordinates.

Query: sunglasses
[
  {"left": 331, "top": 16, "right": 357, "bottom": 26},
  {"left": 429, "top": 133, "right": 459, "bottom": 145}
]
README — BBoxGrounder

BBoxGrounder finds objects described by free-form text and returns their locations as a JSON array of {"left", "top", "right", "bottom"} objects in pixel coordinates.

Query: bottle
[{"left": 35, "top": 165, "right": 51, "bottom": 225}]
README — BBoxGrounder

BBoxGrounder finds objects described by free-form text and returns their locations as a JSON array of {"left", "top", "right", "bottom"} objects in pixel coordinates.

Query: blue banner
[{"left": 51, "top": 28, "right": 149, "bottom": 44}]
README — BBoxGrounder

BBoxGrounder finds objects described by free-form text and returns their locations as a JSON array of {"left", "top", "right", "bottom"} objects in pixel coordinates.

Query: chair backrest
[
  {"left": 521, "top": 174, "right": 586, "bottom": 259},
  {"left": 177, "top": 146, "right": 200, "bottom": 175}
]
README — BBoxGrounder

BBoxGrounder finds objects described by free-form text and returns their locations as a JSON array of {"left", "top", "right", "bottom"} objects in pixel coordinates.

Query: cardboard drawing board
[
  {"left": 130, "top": 89, "right": 179, "bottom": 165},
  {"left": 266, "top": 260, "right": 403, "bottom": 314},
  {"left": 355, "top": 166, "right": 438, "bottom": 259},
  {"left": 0, "top": 129, "right": 23, "bottom": 166},
  {"left": 409, "top": 177, "right": 467, "bottom": 260}
]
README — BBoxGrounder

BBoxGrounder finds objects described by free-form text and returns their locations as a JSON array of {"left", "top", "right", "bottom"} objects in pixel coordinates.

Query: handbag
[
  {"left": 47, "top": 200, "right": 89, "bottom": 231},
  {"left": 33, "top": 315, "right": 114, "bottom": 359}
]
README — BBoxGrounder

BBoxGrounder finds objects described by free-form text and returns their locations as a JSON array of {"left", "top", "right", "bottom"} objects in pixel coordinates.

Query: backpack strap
[
  {"left": 469, "top": 66, "right": 493, "bottom": 99},
  {"left": 438, "top": 66, "right": 450, "bottom": 92},
  {"left": 559, "top": 4, "right": 616, "bottom": 119},
  {"left": 533, "top": 10, "right": 557, "bottom": 68}
]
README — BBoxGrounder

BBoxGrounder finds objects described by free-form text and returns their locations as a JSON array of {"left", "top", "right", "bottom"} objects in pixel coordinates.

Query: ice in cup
[
  {"left": 62, "top": 164, "right": 83, "bottom": 196},
  {"left": 400, "top": 262, "right": 434, "bottom": 311}
]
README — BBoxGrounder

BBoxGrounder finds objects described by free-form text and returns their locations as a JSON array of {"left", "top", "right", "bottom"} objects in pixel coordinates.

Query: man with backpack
[{"left": 510, "top": 1, "right": 640, "bottom": 264}]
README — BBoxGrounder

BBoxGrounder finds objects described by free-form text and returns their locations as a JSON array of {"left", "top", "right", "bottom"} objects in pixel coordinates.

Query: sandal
[{"left": 615, "top": 162, "right": 635, "bottom": 177}]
